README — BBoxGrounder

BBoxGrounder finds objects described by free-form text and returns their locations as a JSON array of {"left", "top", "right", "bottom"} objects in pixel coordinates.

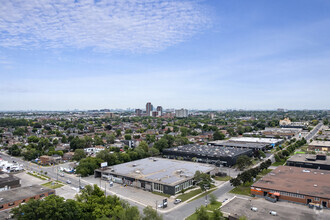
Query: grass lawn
[
  {"left": 42, "top": 181, "right": 64, "bottom": 189},
  {"left": 229, "top": 184, "right": 251, "bottom": 196},
  {"left": 186, "top": 212, "right": 212, "bottom": 220},
  {"left": 189, "top": 188, "right": 217, "bottom": 202},
  {"left": 177, "top": 188, "right": 202, "bottom": 202},
  {"left": 152, "top": 191, "right": 171, "bottom": 198},
  {"left": 272, "top": 159, "right": 286, "bottom": 166},
  {"left": 27, "top": 172, "right": 48, "bottom": 180},
  {"left": 230, "top": 169, "right": 272, "bottom": 196},
  {"left": 213, "top": 176, "right": 232, "bottom": 181},
  {"left": 186, "top": 202, "right": 222, "bottom": 220}
]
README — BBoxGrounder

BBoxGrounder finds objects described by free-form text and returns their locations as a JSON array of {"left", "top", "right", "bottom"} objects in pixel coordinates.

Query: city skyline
[{"left": 1, "top": 0, "right": 330, "bottom": 111}]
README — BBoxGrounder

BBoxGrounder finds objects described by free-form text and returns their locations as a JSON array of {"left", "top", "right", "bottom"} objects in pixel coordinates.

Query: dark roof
[
  {"left": 208, "top": 140, "right": 267, "bottom": 149},
  {"left": 0, "top": 185, "right": 54, "bottom": 205},
  {"left": 163, "top": 144, "right": 251, "bottom": 158},
  {"left": 252, "top": 166, "right": 330, "bottom": 199},
  {"left": 0, "top": 175, "right": 20, "bottom": 187}
]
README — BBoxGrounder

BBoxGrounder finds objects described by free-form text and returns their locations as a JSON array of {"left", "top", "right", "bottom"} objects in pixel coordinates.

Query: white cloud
[{"left": 0, "top": 0, "right": 211, "bottom": 52}]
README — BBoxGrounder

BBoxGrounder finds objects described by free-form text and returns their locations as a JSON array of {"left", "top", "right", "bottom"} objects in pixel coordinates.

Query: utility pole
[{"left": 105, "top": 181, "right": 106, "bottom": 196}]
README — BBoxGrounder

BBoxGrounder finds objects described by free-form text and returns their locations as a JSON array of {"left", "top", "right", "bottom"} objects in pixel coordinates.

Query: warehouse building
[
  {"left": 163, "top": 144, "right": 253, "bottom": 167},
  {"left": 251, "top": 166, "right": 330, "bottom": 208},
  {"left": 94, "top": 158, "right": 217, "bottom": 195},
  {"left": 308, "top": 141, "right": 330, "bottom": 152},
  {"left": 286, "top": 154, "right": 330, "bottom": 170},
  {"left": 208, "top": 140, "right": 268, "bottom": 152},
  {"left": 0, "top": 185, "right": 55, "bottom": 211},
  {"left": 229, "top": 137, "right": 284, "bottom": 146}
]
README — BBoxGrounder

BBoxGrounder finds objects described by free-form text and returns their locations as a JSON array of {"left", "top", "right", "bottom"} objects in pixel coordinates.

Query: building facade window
[{"left": 153, "top": 183, "right": 163, "bottom": 192}]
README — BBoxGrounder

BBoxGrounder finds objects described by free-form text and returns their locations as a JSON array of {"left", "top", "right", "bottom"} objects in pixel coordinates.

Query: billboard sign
[{"left": 101, "top": 162, "right": 108, "bottom": 168}]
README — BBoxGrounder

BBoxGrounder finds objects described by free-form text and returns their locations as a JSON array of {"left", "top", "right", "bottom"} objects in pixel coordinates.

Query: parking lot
[
  {"left": 221, "top": 197, "right": 330, "bottom": 220},
  {"left": 82, "top": 175, "right": 174, "bottom": 210}
]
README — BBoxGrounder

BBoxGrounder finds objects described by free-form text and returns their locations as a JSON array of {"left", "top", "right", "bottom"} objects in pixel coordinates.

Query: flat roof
[
  {"left": 229, "top": 137, "right": 283, "bottom": 144},
  {"left": 287, "top": 154, "right": 330, "bottom": 166},
  {"left": 309, "top": 141, "right": 330, "bottom": 147},
  {"left": 97, "top": 157, "right": 215, "bottom": 186},
  {"left": 252, "top": 166, "right": 330, "bottom": 199},
  {"left": 208, "top": 140, "right": 266, "bottom": 149},
  {"left": 0, "top": 185, "right": 54, "bottom": 205},
  {"left": 164, "top": 144, "right": 252, "bottom": 157}
]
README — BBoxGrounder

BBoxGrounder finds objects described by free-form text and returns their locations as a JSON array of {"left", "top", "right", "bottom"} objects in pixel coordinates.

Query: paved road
[
  {"left": 163, "top": 181, "right": 234, "bottom": 220},
  {"left": 305, "top": 123, "right": 323, "bottom": 141}
]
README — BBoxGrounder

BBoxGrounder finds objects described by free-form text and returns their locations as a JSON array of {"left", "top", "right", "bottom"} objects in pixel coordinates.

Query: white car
[
  {"left": 174, "top": 199, "right": 182, "bottom": 204},
  {"left": 66, "top": 180, "right": 71, "bottom": 184}
]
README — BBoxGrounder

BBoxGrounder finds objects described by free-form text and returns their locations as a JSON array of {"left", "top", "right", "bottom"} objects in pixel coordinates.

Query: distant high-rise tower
[
  {"left": 175, "top": 108, "right": 189, "bottom": 118},
  {"left": 135, "top": 109, "right": 142, "bottom": 116},
  {"left": 156, "top": 106, "right": 163, "bottom": 116},
  {"left": 146, "top": 102, "right": 153, "bottom": 116}
]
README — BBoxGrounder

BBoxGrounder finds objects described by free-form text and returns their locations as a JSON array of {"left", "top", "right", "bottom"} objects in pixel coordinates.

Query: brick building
[
  {"left": 251, "top": 166, "right": 330, "bottom": 208},
  {"left": 0, "top": 185, "right": 55, "bottom": 211}
]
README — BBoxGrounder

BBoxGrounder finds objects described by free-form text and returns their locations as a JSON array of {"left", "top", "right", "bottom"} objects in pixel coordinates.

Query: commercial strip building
[
  {"left": 251, "top": 166, "right": 330, "bottom": 208},
  {"left": 94, "top": 157, "right": 217, "bottom": 195},
  {"left": 0, "top": 185, "right": 55, "bottom": 211},
  {"left": 163, "top": 144, "right": 253, "bottom": 167},
  {"left": 286, "top": 154, "right": 330, "bottom": 170},
  {"left": 208, "top": 140, "right": 268, "bottom": 152},
  {"left": 308, "top": 141, "right": 330, "bottom": 152}
]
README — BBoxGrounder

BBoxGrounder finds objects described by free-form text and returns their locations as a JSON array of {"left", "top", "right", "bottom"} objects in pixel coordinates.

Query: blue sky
[{"left": 0, "top": 0, "right": 329, "bottom": 110}]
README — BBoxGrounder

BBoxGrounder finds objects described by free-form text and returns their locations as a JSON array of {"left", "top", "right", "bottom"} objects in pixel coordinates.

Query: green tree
[
  {"left": 124, "top": 134, "right": 132, "bottom": 140},
  {"left": 213, "top": 131, "right": 225, "bottom": 140},
  {"left": 13, "top": 127, "right": 26, "bottom": 136},
  {"left": 11, "top": 195, "right": 83, "bottom": 220},
  {"left": 8, "top": 144, "right": 21, "bottom": 156},
  {"left": 209, "top": 194, "right": 217, "bottom": 205},
  {"left": 211, "top": 209, "right": 223, "bottom": 220},
  {"left": 154, "top": 138, "right": 168, "bottom": 152},
  {"left": 73, "top": 149, "right": 86, "bottom": 161},
  {"left": 236, "top": 155, "right": 252, "bottom": 170},
  {"left": 116, "top": 129, "right": 121, "bottom": 137},
  {"left": 195, "top": 205, "right": 209, "bottom": 220},
  {"left": 28, "top": 135, "right": 39, "bottom": 143},
  {"left": 142, "top": 206, "right": 162, "bottom": 220},
  {"left": 194, "top": 171, "right": 212, "bottom": 191},
  {"left": 75, "top": 157, "right": 103, "bottom": 177},
  {"left": 230, "top": 178, "right": 241, "bottom": 187}
]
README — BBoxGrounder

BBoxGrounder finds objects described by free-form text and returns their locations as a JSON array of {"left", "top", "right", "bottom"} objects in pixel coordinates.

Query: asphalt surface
[{"left": 222, "top": 196, "right": 330, "bottom": 220}]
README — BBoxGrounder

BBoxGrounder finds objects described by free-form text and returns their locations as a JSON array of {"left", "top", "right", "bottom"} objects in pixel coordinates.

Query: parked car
[
  {"left": 174, "top": 199, "right": 181, "bottom": 204},
  {"left": 79, "top": 185, "right": 84, "bottom": 190},
  {"left": 60, "top": 173, "right": 64, "bottom": 177},
  {"left": 157, "top": 204, "right": 163, "bottom": 208},
  {"left": 251, "top": 207, "right": 258, "bottom": 212},
  {"left": 223, "top": 198, "right": 228, "bottom": 203},
  {"left": 66, "top": 180, "right": 71, "bottom": 184},
  {"left": 269, "top": 211, "right": 277, "bottom": 216}
]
